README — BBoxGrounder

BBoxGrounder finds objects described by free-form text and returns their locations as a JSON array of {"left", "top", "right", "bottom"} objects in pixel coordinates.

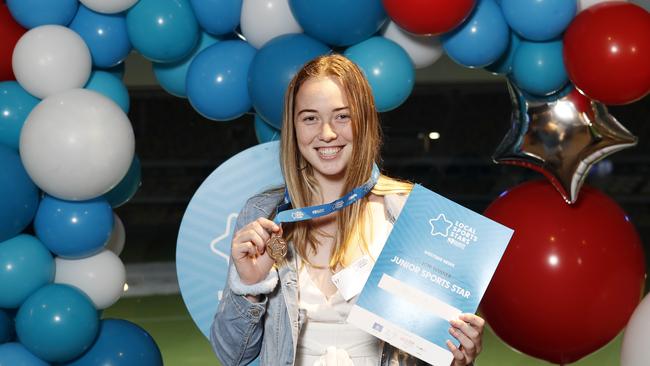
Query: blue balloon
[
  {"left": 126, "top": 0, "right": 200, "bottom": 62},
  {"left": 0, "top": 82, "right": 39, "bottom": 150},
  {"left": 153, "top": 32, "right": 221, "bottom": 98},
  {"left": 254, "top": 115, "right": 281, "bottom": 144},
  {"left": 289, "top": 0, "right": 387, "bottom": 46},
  {"left": 0, "top": 234, "right": 54, "bottom": 309},
  {"left": 6, "top": 0, "right": 78, "bottom": 29},
  {"left": 63, "top": 319, "right": 162, "bottom": 366},
  {"left": 101, "top": 63, "right": 126, "bottom": 80},
  {"left": 69, "top": 4, "right": 132, "bottom": 68},
  {"left": 34, "top": 196, "right": 113, "bottom": 258},
  {"left": 512, "top": 39, "right": 568, "bottom": 96},
  {"left": 441, "top": 0, "right": 510, "bottom": 68},
  {"left": 248, "top": 33, "right": 330, "bottom": 129},
  {"left": 500, "top": 0, "right": 576, "bottom": 41},
  {"left": 189, "top": 0, "right": 241, "bottom": 36},
  {"left": 187, "top": 40, "right": 256, "bottom": 121},
  {"left": 103, "top": 155, "right": 141, "bottom": 208},
  {"left": 15, "top": 284, "right": 99, "bottom": 363},
  {"left": 0, "top": 145, "right": 39, "bottom": 242},
  {"left": 84, "top": 71, "right": 130, "bottom": 113},
  {"left": 0, "top": 309, "right": 12, "bottom": 343},
  {"left": 485, "top": 31, "right": 520, "bottom": 75},
  {"left": 344, "top": 37, "right": 414, "bottom": 112},
  {"left": 0, "top": 343, "right": 48, "bottom": 366}
]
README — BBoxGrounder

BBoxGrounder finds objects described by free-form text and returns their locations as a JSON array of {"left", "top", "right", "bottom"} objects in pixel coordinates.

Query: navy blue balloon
[
  {"left": 0, "top": 343, "right": 48, "bottom": 366},
  {"left": 512, "top": 39, "right": 568, "bottom": 96},
  {"left": 69, "top": 4, "right": 132, "bottom": 68},
  {"left": 485, "top": 31, "right": 520, "bottom": 75},
  {"left": 248, "top": 33, "right": 330, "bottom": 129},
  {"left": 0, "top": 82, "right": 39, "bottom": 150},
  {"left": 289, "top": 0, "right": 387, "bottom": 46},
  {"left": 0, "top": 234, "right": 54, "bottom": 309},
  {"left": 103, "top": 155, "right": 141, "bottom": 208},
  {"left": 441, "top": 0, "right": 510, "bottom": 68},
  {"left": 187, "top": 40, "right": 256, "bottom": 121},
  {"left": 0, "top": 145, "right": 39, "bottom": 242},
  {"left": 63, "top": 319, "right": 162, "bottom": 366},
  {"left": 126, "top": 0, "right": 200, "bottom": 62},
  {"left": 15, "top": 284, "right": 99, "bottom": 363},
  {"left": 6, "top": 0, "right": 78, "bottom": 28},
  {"left": 34, "top": 196, "right": 113, "bottom": 258},
  {"left": 254, "top": 114, "right": 281, "bottom": 144},
  {"left": 154, "top": 32, "right": 221, "bottom": 98},
  {"left": 500, "top": 0, "right": 576, "bottom": 41},
  {"left": 344, "top": 37, "right": 414, "bottom": 112},
  {"left": 0, "top": 309, "right": 13, "bottom": 343},
  {"left": 189, "top": 0, "right": 242, "bottom": 36},
  {"left": 84, "top": 71, "right": 130, "bottom": 113}
]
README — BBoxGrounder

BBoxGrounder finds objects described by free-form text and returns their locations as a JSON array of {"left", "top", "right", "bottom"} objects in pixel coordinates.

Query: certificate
[{"left": 347, "top": 184, "right": 514, "bottom": 365}]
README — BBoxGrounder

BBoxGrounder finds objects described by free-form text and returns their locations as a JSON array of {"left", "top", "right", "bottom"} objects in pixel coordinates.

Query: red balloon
[
  {"left": 563, "top": 2, "right": 650, "bottom": 105},
  {"left": 382, "top": 0, "right": 476, "bottom": 36},
  {"left": 0, "top": 4, "right": 26, "bottom": 81},
  {"left": 481, "top": 181, "right": 645, "bottom": 365}
]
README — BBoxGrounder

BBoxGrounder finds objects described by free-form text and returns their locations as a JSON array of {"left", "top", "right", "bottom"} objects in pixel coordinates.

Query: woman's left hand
[{"left": 446, "top": 313, "right": 485, "bottom": 366}]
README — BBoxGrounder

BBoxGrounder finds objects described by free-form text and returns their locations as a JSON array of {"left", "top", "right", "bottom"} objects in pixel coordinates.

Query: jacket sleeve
[{"left": 210, "top": 193, "right": 281, "bottom": 365}]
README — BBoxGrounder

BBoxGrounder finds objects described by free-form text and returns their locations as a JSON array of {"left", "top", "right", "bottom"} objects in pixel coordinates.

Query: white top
[{"left": 295, "top": 207, "right": 393, "bottom": 366}]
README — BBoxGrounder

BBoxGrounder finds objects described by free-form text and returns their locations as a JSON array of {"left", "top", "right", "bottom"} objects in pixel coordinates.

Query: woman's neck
[{"left": 312, "top": 171, "right": 346, "bottom": 204}]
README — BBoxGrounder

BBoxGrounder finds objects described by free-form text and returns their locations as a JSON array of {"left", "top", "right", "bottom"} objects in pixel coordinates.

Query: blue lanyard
[{"left": 274, "top": 164, "right": 380, "bottom": 224}]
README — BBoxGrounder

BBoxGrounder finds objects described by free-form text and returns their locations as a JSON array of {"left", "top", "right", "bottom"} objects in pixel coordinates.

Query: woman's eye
[
  {"left": 336, "top": 114, "right": 350, "bottom": 120},
  {"left": 302, "top": 116, "right": 317, "bottom": 123}
]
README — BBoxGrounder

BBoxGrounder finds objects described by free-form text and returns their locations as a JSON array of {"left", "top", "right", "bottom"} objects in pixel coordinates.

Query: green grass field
[{"left": 105, "top": 294, "right": 623, "bottom": 366}]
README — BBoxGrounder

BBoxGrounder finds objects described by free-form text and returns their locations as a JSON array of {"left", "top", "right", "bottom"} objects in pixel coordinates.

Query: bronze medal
[{"left": 266, "top": 234, "right": 288, "bottom": 262}]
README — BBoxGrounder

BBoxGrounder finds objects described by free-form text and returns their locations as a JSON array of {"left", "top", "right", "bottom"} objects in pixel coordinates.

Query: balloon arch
[{"left": 0, "top": 0, "right": 649, "bottom": 365}]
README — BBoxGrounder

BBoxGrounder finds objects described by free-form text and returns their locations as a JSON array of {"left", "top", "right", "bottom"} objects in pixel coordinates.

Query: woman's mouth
[{"left": 316, "top": 146, "right": 342, "bottom": 159}]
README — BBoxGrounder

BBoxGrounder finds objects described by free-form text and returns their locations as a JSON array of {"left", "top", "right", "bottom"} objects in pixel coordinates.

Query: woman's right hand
[{"left": 231, "top": 217, "right": 281, "bottom": 285}]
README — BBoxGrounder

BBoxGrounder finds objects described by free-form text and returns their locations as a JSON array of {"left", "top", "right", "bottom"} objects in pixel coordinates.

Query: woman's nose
[{"left": 319, "top": 122, "right": 337, "bottom": 141}]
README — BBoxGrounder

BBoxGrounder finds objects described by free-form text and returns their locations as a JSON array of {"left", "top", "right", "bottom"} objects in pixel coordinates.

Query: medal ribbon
[{"left": 273, "top": 164, "right": 380, "bottom": 224}]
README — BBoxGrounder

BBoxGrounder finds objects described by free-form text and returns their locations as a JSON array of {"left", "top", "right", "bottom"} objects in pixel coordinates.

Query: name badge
[{"left": 331, "top": 255, "right": 374, "bottom": 301}]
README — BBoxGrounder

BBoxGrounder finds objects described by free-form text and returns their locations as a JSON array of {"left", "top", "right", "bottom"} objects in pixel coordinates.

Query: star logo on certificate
[{"left": 429, "top": 214, "right": 453, "bottom": 237}]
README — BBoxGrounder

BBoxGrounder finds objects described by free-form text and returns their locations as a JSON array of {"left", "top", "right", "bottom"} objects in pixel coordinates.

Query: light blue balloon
[
  {"left": 0, "top": 145, "right": 39, "bottom": 242},
  {"left": 344, "top": 37, "right": 414, "bottom": 112},
  {"left": 189, "top": 0, "right": 242, "bottom": 36},
  {"left": 0, "top": 234, "right": 54, "bottom": 309},
  {"left": 6, "top": 0, "right": 78, "bottom": 29},
  {"left": 485, "top": 31, "right": 520, "bottom": 75},
  {"left": 289, "top": 0, "right": 387, "bottom": 46},
  {"left": 0, "top": 82, "right": 40, "bottom": 150},
  {"left": 126, "top": 0, "right": 200, "bottom": 62},
  {"left": 84, "top": 71, "right": 130, "bottom": 113},
  {"left": 63, "top": 319, "right": 162, "bottom": 366},
  {"left": 248, "top": 33, "right": 330, "bottom": 129},
  {"left": 0, "top": 343, "right": 49, "bottom": 366},
  {"left": 0, "top": 309, "right": 12, "bottom": 343},
  {"left": 68, "top": 4, "right": 132, "bottom": 68},
  {"left": 101, "top": 63, "right": 126, "bottom": 80},
  {"left": 15, "top": 284, "right": 99, "bottom": 363},
  {"left": 153, "top": 32, "right": 221, "bottom": 98},
  {"left": 512, "top": 39, "right": 568, "bottom": 96},
  {"left": 254, "top": 115, "right": 280, "bottom": 143},
  {"left": 34, "top": 196, "right": 113, "bottom": 258},
  {"left": 500, "top": 0, "right": 576, "bottom": 41},
  {"left": 441, "top": 0, "right": 510, "bottom": 68},
  {"left": 187, "top": 40, "right": 256, "bottom": 121},
  {"left": 103, "top": 155, "right": 141, "bottom": 208}
]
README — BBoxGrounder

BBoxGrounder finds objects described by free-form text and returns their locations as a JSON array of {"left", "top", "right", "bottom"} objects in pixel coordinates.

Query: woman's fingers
[
  {"left": 448, "top": 325, "right": 476, "bottom": 358},
  {"left": 445, "top": 340, "right": 467, "bottom": 365}
]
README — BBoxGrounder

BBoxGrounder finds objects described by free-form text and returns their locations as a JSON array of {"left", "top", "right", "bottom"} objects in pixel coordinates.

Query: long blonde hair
[{"left": 280, "top": 54, "right": 412, "bottom": 269}]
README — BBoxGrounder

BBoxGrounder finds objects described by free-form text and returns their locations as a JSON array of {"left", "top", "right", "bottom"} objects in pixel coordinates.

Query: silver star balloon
[{"left": 493, "top": 82, "right": 638, "bottom": 204}]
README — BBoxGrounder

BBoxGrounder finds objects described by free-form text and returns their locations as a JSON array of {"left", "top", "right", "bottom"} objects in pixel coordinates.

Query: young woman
[{"left": 211, "top": 54, "right": 484, "bottom": 366}]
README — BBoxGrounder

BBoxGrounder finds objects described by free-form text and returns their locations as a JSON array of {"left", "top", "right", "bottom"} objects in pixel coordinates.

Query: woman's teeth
[{"left": 317, "top": 147, "right": 341, "bottom": 156}]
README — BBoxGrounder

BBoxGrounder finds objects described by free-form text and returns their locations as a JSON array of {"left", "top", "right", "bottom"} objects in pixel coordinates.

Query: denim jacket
[{"left": 210, "top": 190, "right": 432, "bottom": 366}]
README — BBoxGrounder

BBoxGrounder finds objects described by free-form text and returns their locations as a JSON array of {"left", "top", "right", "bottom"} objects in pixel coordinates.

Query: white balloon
[
  {"left": 12, "top": 25, "right": 91, "bottom": 99},
  {"left": 105, "top": 213, "right": 126, "bottom": 256},
  {"left": 80, "top": 0, "right": 140, "bottom": 14},
  {"left": 19, "top": 89, "right": 135, "bottom": 201},
  {"left": 381, "top": 21, "right": 443, "bottom": 69},
  {"left": 241, "top": 0, "right": 302, "bottom": 49},
  {"left": 578, "top": 0, "right": 628, "bottom": 12},
  {"left": 621, "top": 294, "right": 650, "bottom": 366},
  {"left": 54, "top": 250, "right": 126, "bottom": 309}
]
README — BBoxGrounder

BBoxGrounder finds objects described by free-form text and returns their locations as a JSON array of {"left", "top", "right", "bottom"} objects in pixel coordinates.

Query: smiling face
[{"left": 294, "top": 76, "right": 354, "bottom": 184}]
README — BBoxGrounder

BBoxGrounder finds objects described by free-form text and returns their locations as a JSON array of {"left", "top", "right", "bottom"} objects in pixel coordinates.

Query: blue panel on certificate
[{"left": 348, "top": 184, "right": 514, "bottom": 366}]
